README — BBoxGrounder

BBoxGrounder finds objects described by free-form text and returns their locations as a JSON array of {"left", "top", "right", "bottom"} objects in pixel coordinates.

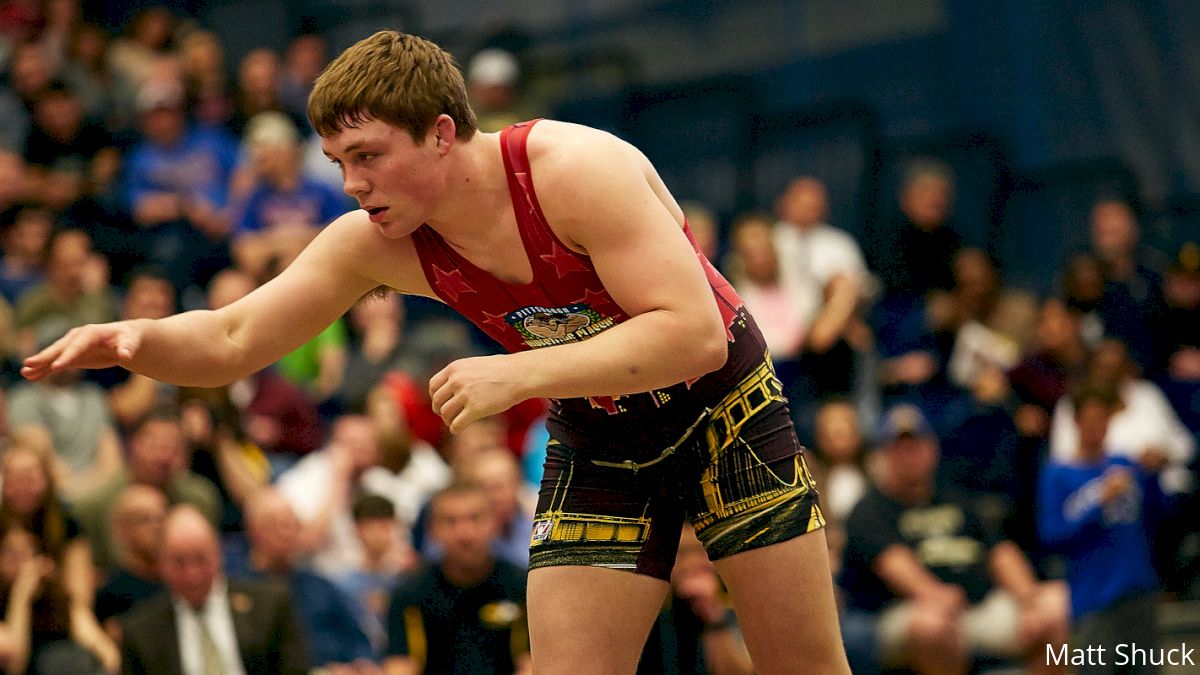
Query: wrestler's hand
[
  {"left": 20, "top": 320, "right": 144, "bottom": 382},
  {"left": 429, "top": 354, "right": 525, "bottom": 434}
]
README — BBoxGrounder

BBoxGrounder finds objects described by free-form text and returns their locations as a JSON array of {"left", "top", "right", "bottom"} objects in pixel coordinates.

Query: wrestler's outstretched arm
[
  {"left": 22, "top": 213, "right": 388, "bottom": 387},
  {"left": 430, "top": 122, "right": 730, "bottom": 431}
]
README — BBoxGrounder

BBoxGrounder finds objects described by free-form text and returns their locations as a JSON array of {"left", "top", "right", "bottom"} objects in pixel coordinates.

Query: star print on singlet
[
  {"left": 431, "top": 265, "right": 476, "bottom": 302},
  {"left": 482, "top": 310, "right": 512, "bottom": 334},
  {"left": 540, "top": 242, "right": 590, "bottom": 278},
  {"left": 573, "top": 288, "right": 617, "bottom": 314}
]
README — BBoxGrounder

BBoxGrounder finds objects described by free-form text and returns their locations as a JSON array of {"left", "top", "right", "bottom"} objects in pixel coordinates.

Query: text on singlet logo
[{"left": 507, "top": 304, "right": 616, "bottom": 348}]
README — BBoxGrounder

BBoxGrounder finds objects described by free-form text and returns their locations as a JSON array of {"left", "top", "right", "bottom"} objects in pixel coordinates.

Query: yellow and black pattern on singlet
[{"left": 528, "top": 354, "right": 825, "bottom": 579}]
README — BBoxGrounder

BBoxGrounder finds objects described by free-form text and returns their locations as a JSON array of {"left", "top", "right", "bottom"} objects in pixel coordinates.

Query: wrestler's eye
[{"left": 357, "top": 152, "right": 377, "bottom": 163}]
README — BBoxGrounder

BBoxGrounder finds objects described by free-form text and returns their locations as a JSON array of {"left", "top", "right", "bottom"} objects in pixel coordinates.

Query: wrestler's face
[{"left": 322, "top": 116, "right": 452, "bottom": 239}]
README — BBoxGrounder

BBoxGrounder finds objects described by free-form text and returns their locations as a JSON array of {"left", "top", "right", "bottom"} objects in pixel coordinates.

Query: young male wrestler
[{"left": 24, "top": 31, "right": 849, "bottom": 674}]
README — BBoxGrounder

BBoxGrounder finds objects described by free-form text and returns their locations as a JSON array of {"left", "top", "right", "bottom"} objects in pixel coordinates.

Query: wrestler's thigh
[
  {"left": 527, "top": 565, "right": 668, "bottom": 675},
  {"left": 714, "top": 530, "right": 851, "bottom": 675}
]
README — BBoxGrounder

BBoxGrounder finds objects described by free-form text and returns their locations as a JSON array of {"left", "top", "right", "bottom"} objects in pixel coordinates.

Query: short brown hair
[
  {"left": 428, "top": 480, "right": 490, "bottom": 520},
  {"left": 308, "top": 31, "right": 477, "bottom": 142}
]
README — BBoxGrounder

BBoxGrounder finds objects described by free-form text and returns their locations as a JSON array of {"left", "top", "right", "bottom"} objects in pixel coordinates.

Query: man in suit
[{"left": 120, "top": 504, "right": 309, "bottom": 675}]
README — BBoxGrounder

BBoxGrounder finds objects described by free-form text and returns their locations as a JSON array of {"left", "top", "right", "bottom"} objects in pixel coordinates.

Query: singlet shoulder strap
[
  {"left": 500, "top": 119, "right": 541, "bottom": 176},
  {"left": 498, "top": 119, "right": 582, "bottom": 265}
]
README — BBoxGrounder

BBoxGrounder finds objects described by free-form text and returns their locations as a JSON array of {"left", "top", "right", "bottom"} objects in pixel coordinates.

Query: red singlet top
[{"left": 412, "top": 120, "right": 769, "bottom": 460}]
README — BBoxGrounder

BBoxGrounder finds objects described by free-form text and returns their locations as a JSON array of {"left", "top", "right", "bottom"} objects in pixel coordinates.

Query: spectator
[
  {"left": 14, "top": 229, "right": 115, "bottom": 355},
  {"left": 933, "top": 248, "right": 1036, "bottom": 389},
  {"left": 440, "top": 416, "right": 508, "bottom": 469},
  {"left": 177, "top": 30, "right": 232, "bottom": 129},
  {"left": 6, "top": 41, "right": 56, "bottom": 121},
  {"left": 840, "top": 404, "right": 1067, "bottom": 674},
  {"left": 176, "top": 387, "right": 269, "bottom": 538},
  {"left": 34, "top": 0, "right": 83, "bottom": 69},
  {"left": 1038, "top": 385, "right": 1162, "bottom": 673},
  {"left": 278, "top": 31, "right": 327, "bottom": 130},
  {"left": 90, "top": 266, "right": 177, "bottom": 432},
  {"left": 228, "top": 48, "right": 303, "bottom": 138},
  {"left": 1060, "top": 253, "right": 1109, "bottom": 347},
  {"left": 1008, "top": 297, "right": 1089, "bottom": 439},
  {"left": 261, "top": 255, "right": 348, "bottom": 407},
  {"left": 0, "top": 204, "right": 50, "bottom": 305},
  {"left": 23, "top": 82, "right": 120, "bottom": 209},
  {"left": 106, "top": 6, "right": 175, "bottom": 89},
  {"left": 465, "top": 48, "right": 538, "bottom": 133},
  {"left": 1154, "top": 241, "right": 1200, "bottom": 401},
  {"left": 637, "top": 526, "right": 753, "bottom": 675},
  {"left": 1088, "top": 197, "right": 1166, "bottom": 372},
  {"left": 773, "top": 176, "right": 872, "bottom": 356},
  {"left": 276, "top": 414, "right": 409, "bottom": 575},
  {"left": 60, "top": 23, "right": 135, "bottom": 135},
  {"left": 0, "top": 442, "right": 98, "bottom": 615},
  {"left": 122, "top": 72, "right": 236, "bottom": 293},
  {"left": 360, "top": 384, "right": 452, "bottom": 542},
  {"left": 1049, "top": 338, "right": 1194, "bottom": 495},
  {"left": 872, "top": 294, "right": 952, "bottom": 416},
  {"left": 207, "top": 269, "right": 323, "bottom": 459},
  {"left": 336, "top": 293, "right": 407, "bottom": 413},
  {"left": 93, "top": 485, "right": 166, "bottom": 632},
  {"left": 419, "top": 447, "right": 533, "bottom": 568},
  {"left": 72, "top": 406, "right": 221, "bottom": 570},
  {"left": 6, "top": 319, "right": 122, "bottom": 498},
  {"left": 0, "top": 524, "right": 118, "bottom": 673},
  {"left": 120, "top": 505, "right": 309, "bottom": 675},
  {"left": 385, "top": 482, "right": 531, "bottom": 675},
  {"left": 336, "top": 494, "right": 404, "bottom": 657},
  {"left": 809, "top": 398, "right": 870, "bottom": 527},
  {"left": 239, "top": 488, "right": 377, "bottom": 672},
  {"left": 936, "top": 362, "right": 1031, "bottom": 545},
  {"left": 874, "top": 158, "right": 962, "bottom": 299},
  {"left": 724, "top": 213, "right": 805, "bottom": 362},
  {"left": 230, "top": 111, "right": 345, "bottom": 281}
]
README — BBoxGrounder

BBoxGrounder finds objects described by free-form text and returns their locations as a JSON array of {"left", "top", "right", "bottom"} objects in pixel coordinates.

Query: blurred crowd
[{"left": 0, "top": 2, "right": 1196, "bottom": 675}]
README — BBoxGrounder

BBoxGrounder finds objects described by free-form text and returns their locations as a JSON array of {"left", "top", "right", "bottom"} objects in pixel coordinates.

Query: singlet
[{"left": 411, "top": 120, "right": 770, "bottom": 460}]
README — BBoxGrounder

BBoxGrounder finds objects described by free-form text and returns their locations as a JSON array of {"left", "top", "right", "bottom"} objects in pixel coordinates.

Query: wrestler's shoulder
[
  {"left": 312, "top": 209, "right": 424, "bottom": 288},
  {"left": 524, "top": 120, "right": 640, "bottom": 171}
]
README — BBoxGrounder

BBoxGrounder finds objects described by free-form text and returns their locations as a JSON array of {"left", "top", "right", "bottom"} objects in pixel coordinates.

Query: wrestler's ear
[{"left": 432, "top": 114, "right": 456, "bottom": 155}]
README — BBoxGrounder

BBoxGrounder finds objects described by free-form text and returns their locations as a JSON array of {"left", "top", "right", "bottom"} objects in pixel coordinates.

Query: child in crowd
[{"left": 1038, "top": 385, "right": 1164, "bottom": 671}]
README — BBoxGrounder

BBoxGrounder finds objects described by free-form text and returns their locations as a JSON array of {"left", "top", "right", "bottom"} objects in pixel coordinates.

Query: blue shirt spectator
[
  {"left": 1038, "top": 455, "right": 1161, "bottom": 619},
  {"left": 234, "top": 178, "right": 344, "bottom": 237},
  {"left": 123, "top": 123, "right": 238, "bottom": 215}
]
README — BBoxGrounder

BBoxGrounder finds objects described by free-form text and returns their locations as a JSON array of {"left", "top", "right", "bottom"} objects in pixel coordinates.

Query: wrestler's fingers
[
  {"left": 23, "top": 331, "right": 71, "bottom": 369},
  {"left": 114, "top": 329, "right": 141, "bottom": 362},
  {"left": 447, "top": 402, "right": 478, "bottom": 435},
  {"left": 50, "top": 327, "right": 96, "bottom": 370},
  {"left": 18, "top": 362, "right": 49, "bottom": 381},
  {"left": 439, "top": 396, "right": 466, "bottom": 430},
  {"left": 428, "top": 368, "right": 450, "bottom": 400},
  {"left": 430, "top": 380, "right": 456, "bottom": 415}
]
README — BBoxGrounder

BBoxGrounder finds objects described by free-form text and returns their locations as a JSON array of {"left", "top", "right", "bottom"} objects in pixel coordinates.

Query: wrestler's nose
[{"left": 342, "top": 166, "right": 369, "bottom": 198}]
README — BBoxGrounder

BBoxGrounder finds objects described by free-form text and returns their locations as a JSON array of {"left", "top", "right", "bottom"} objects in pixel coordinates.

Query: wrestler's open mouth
[{"left": 366, "top": 207, "right": 388, "bottom": 222}]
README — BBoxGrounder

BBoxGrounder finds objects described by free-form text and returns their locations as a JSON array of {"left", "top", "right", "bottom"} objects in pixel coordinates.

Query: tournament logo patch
[
  {"left": 506, "top": 304, "right": 615, "bottom": 348},
  {"left": 531, "top": 519, "right": 553, "bottom": 542}
]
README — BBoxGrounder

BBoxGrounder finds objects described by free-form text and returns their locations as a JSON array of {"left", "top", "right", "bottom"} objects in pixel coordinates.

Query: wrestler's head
[{"left": 308, "top": 30, "right": 477, "bottom": 143}]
